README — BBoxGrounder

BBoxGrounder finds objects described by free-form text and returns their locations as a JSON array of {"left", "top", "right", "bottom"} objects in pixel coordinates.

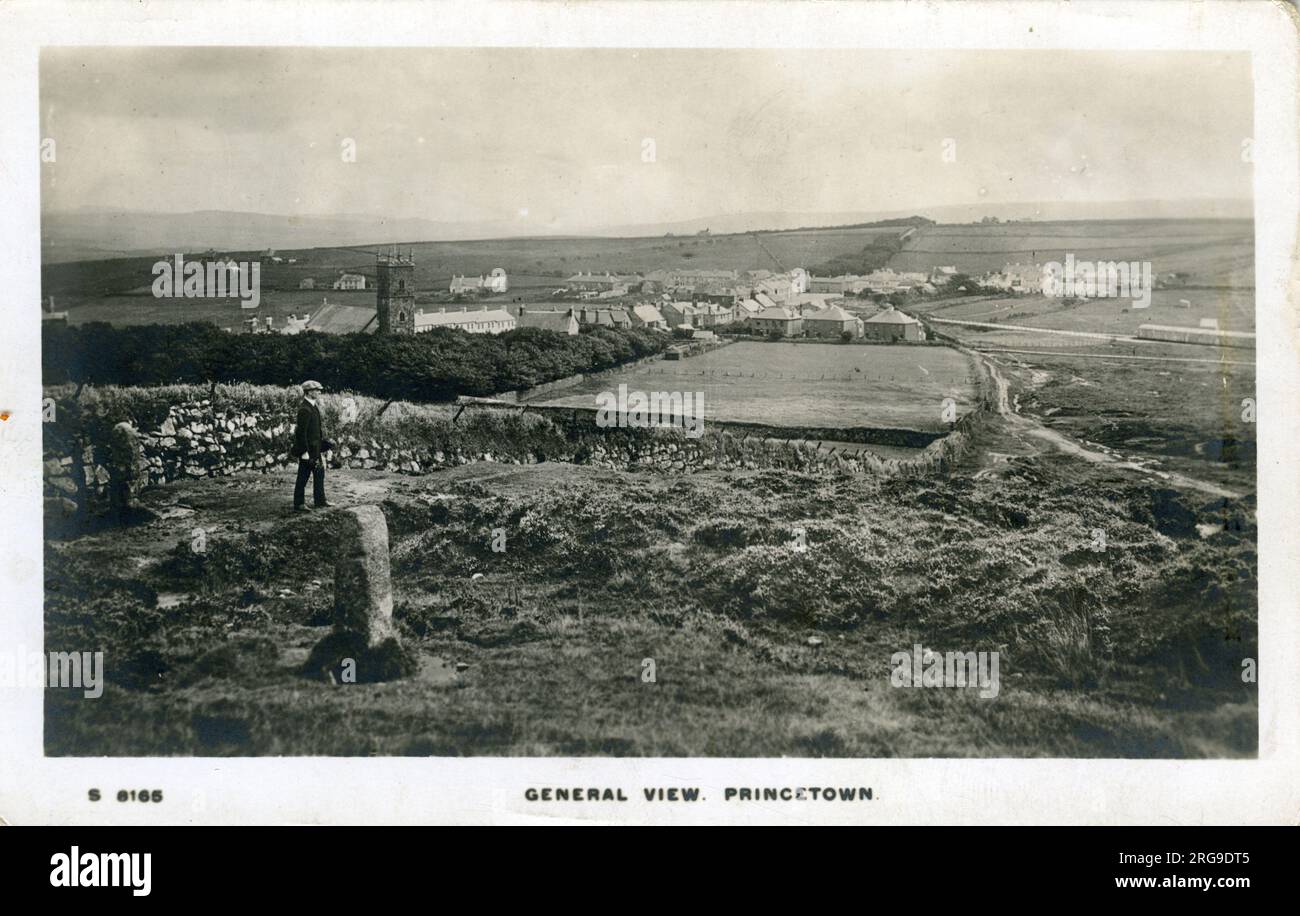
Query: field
[
  {"left": 911, "top": 290, "right": 1255, "bottom": 338},
  {"left": 891, "top": 220, "right": 1254, "bottom": 287},
  {"left": 533, "top": 341, "right": 979, "bottom": 432}
]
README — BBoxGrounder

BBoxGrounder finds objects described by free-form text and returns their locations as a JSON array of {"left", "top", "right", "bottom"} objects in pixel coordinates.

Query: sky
[{"left": 40, "top": 47, "right": 1254, "bottom": 230}]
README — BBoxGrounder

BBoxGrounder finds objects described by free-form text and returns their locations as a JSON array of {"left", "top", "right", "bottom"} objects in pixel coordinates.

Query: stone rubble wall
[{"left": 42, "top": 350, "right": 996, "bottom": 519}]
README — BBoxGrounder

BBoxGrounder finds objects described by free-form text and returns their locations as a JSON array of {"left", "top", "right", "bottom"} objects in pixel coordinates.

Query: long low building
[
  {"left": 414, "top": 305, "right": 517, "bottom": 334},
  {"left": 1137, "top": 323, "right": 1256, "bottom": 349}
]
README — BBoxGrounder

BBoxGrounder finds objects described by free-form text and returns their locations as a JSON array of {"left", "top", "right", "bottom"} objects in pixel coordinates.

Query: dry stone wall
[{"left": 42, "top": 349, "right": 996, "bottom": 520}]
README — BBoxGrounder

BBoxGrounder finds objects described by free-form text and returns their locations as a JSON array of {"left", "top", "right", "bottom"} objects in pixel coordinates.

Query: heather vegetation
[{"left": 44, "top": 456, "right": 1256, "bottom": 757}]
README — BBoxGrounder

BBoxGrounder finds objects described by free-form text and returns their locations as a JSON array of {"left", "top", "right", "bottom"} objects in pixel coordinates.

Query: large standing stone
[
  {"left": 333, "top": 505, "right": 396, "bottom": 644},
  {"left": 303, "top": 505, "right": 416, "bottom": 683},
  {"left": 107, "top": 421, "right": 146, "bottom": 516}
]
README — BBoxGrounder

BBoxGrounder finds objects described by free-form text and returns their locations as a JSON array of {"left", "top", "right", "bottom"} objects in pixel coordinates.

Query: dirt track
[{"left": 975, "top": 353, "right": 1244, "bottom": 500}]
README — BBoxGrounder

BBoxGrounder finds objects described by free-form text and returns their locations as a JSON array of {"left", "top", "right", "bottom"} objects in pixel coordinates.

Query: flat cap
[{"left": 301, "top": 380, "right": 324, "bottom": 391}]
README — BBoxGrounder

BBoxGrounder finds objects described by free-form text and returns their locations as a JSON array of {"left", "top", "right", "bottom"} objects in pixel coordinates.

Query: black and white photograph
[{"left": 2, "top": 0, "right": 1297, "bottom": 835}]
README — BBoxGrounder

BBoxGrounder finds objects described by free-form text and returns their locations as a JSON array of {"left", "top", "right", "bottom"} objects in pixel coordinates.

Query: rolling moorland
[
  {"left": 42, "top": 217, "right": 1252, "bottom": 326},
  {"left": 42, "top": 216, "right": 1258, "bottom": 756}
]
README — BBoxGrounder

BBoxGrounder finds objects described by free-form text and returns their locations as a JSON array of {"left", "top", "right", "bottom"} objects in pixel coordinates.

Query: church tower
[{"left": 376, "top": 250, "right": 416, "bottom": 334}]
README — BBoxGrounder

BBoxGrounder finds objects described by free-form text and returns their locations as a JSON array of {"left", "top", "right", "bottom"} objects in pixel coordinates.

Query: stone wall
[{"left": 42, "top": 348, "right": 997, "bottom": 521}]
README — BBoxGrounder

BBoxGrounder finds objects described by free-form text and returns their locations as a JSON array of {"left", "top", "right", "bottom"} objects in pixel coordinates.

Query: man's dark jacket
[{"left": 293, "top": 398, "right": 324, "bottom": 463}]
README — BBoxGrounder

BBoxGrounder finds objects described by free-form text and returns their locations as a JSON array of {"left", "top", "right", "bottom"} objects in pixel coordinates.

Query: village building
[
  {"left": 278, "top": 252, "right": 423, "bottom": 336},
  {"left": 791, "top": 292, "right": 846, "bottom": 311},
  {"left": 803, "top": 304, "right": 861, "bottom": 339},
  {"left": 577, "top": 306, "right": 632, "bottom": 329},
  {"left": 333, "top": 272, "right": 367, "bottom": 291},
  {"left": 809, "top": 274, "right": 861, "bottom": 294},
  {"left": 630, "top": 303, "right": 668, "bottom": 330},
  {"left": 280, "top": 312, "right": 311, "bottom": 335},
  {"left": 984, "top": 262, "right": 1043, "bottom": 294},
  {"left": 450, "top": 267, "right": 509, "bottom": 294},
  {"left": 750, "top": 268, "right": 809, "bottom": 300},
  {"left": 298, "top": 277, "right": 316, "bottom": 290},
  {"left": 862, "top": 305, "right": 923, "bottom": 341},
  {"left": 692, "top": 302, "right": 738, "bottom": 327},
  {"left": 511, "top": 306, "right": 579, "bottom": 335},
  {"left": 414, "top": 305, "right": 516, "bottom": 334},
  {"left": 748, "top": 305, "right": 803, "bottom": 337},
  {"left": 565, "top": 271, "right": 642, "bottom": 295},
  {"left": 643, "top": 268, "right": 738, "bottom": 294},
  {"left": 290, "top": 299, "right": 378, "bottom": 334},
  {"left": 660, "top": 301, "right": 699, "bottom": 327},
  {"left": 577, "top": 306, "right": 613, "bottom": 327}
]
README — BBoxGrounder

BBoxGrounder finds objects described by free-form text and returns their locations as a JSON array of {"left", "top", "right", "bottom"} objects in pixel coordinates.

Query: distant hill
[
  {"left": 40, "top": 209, "right": 540, "bottom": 264},
  {"left": 41, "top": 199, "right": 1252, "bottom": 264}
]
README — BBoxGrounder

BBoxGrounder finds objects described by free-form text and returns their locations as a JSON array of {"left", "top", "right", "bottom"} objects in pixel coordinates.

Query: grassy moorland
[
  {"left": 45, "top": 440, "right": 1256, "bottom": 758},
  {"left": 891, "top": 220, "right": 1254, "bottom": 288},
  {"left": 912, "top": 293, "right": 1257, "bottom": 494}
]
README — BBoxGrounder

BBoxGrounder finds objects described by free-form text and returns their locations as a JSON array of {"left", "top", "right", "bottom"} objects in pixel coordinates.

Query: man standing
[{"left": 292, "top": 380, "right": 331, "bottom": 511}]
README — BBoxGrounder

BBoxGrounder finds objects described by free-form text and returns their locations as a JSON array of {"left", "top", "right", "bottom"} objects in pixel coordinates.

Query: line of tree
[{"left": 42, "top": 322, "right": 670, "bottom": 402}]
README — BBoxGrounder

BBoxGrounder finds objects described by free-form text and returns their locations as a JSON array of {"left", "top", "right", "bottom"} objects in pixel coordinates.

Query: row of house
[
  {"left": 563, "top": 267, "right": 813, "bottom": 307},
  {"left": 564, "top": 272, "right": 643, "bottom": 296},
  {"left": 809, "top": 268, "right": 943, "bottom": 296},
  {"left": 276, "top": 292, "right": 922, "bottom": 343},
  {"left": 747, "top": 304, "right": 924, "bottom": 341}
]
